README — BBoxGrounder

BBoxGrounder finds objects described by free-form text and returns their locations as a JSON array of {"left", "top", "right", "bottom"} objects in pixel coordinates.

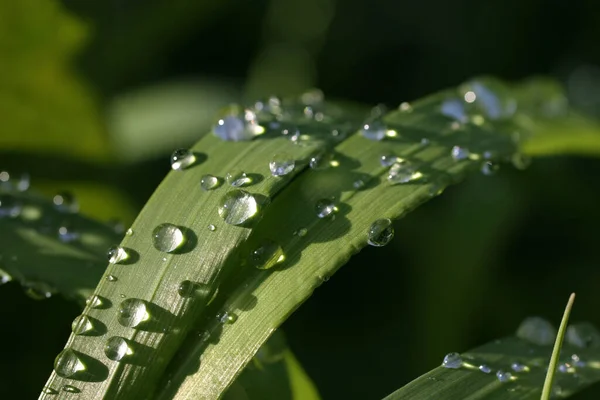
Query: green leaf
[{"left": 38, "top": 77, "right": 600, "bottom": 399}]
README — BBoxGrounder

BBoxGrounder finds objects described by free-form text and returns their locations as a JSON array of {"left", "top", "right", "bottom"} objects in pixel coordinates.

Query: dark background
[{"left": 1, "top": 0, "right": 599, "bottom": 399}]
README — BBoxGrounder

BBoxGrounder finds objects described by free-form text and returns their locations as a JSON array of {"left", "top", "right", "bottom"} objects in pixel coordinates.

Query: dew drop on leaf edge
[
  {"left": 170, "top": 148, "right": 196, "bottom": 171},
  {"left": 107, "top": 245, "right": 129, "bottom": 264},
  {"left": 442, "top": 352, "right": 462, "bottom": 369},
  {"left": 269, "top": 154, "right": 295, "bottom": 177},
  {"left": 367, "top": 219, "right": 394, "bottom": 247}
]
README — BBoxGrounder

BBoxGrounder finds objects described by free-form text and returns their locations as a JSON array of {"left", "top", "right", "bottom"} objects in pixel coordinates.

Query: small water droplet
[
  {"left": 214, "top": 109, "right": 263, "bottom": 141},
  {"left": 152, "top": 223, "right": 185, "bottom": 253},
  {"left": 387, "top": 162, "right": 424, "bottom": 184},
  {"left": 571, "top": 354, "right": 586, "bottom": 367},
  {"left": 53, "top": 192, "right": 78, "bottom": 213},
  {"left": 420, "top": 138, "right": 430, "bottom": 146},
  {"left": 24, "top": 282, "right": 53, "bottom": 300},
  {"left": 479, "top": 364, "right": 492, "bottom": 373},
  {"left": 566, "top": 322, "right": 600, "bottom": 348},
  {"left": 58, "top": 224, "right": 79, "bottom": 243},
  {"left": 558, "top": 363, "right": 575, "bottom": 373},
  {"left": 442, "top": 352, "right": 462, "bottom": 369},
  {"left": 42, "top": 386, "right": 58, "bottom": 395},
  {"left": 399, "top": 102, "right": 412, "bottom": 112},
  {"left": 54, "top": 349, "right": 87, "bottom": 379},
  {"left": 511, "top": 153, "right": 532, "bottom": 170},
  {"left": 16, "top": 173, "right": 30, "bottom": 191},
  {"left": 218, "top": 311, "right": 238, "bottom": 324},
  {"left": 360, "top": 119, "right": 387, "bottom": 141},
  {"left": 118, "top": 298, "right": 150, "bottom": 328},
  {"left": 107, "top": 246, "right": 129, "bottom": 264},
  {"left": 178, "top": 280, "right": 211, "bottom": 299},
  {"left": 380, "top": 154, "right": 399, "bottom": 167},
  {"left": 0, "top": 269, "right": 12, "bottom": 285},
  {"left": 250, "top": 240, "right": 285, "bottom": 270},
  {"left": 496, "top": 370, "right": 512, "bottom": 382},
  {"left": 86, "top": 295, "right": 104, "bottom": 309},
  {"left": 451, "top": 146, "right": 470, "bottom": 161},
  {"left": 269, "top": 154, "right": 295, "bottom": 177},
  {"left": 72, "top": 315, "right": 96, "bottom": 336},
  {"left": 481, "top": 161, "right": 499, "bottom": 176},
  {"left": 208, "top": 224, "right": 216, "bottom": 231},
  {"left": 201, "top": 174, "right": 222, "bottom": 191},
  {"left": 353, "top": 179, "right": 365, "bottom": 189},
  {"left": 226, "top": 170, "right": 252, "bottom": 187},
  {"left": 62, "top": 385, "right": 81, "bottom": 394},
  {"left": 218, "top": 189, "right": 259, "bottom": 226},
  {"left": 125, "top": 228, "right": 134, "bottom": 236},
  {"left": 516, "top": 316, "right": 556, "bottom": 346},
  {"left": 315, "top": 199, "right": 337, "bottom": 218},
  {"left": 309, "top": 152, "right": 333, "bottom": 170},
  {"left": 511, "top": 362, "right": 527, "bottom": 372},
  {"left": 105, "top": 336, "right": 135, "bottom": 361},
  {"left": 106, "top": 275, "right": 118, "bottom": 282},
  {"left": 294, "top": 228, "right": 307, "bottom": 237},
  {"left": 367, "top": 219, "right": 394, "bottom": 247},
  {"left": 170, "top": 149, "right": 196, "bottom": 170},
  {"left": 0, "top": 194, "right": 22, "bottom": 218}
]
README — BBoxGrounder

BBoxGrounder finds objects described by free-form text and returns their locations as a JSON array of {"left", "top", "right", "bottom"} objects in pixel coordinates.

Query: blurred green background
[{"left": 1, "top": 0, "right": 600, "bottom": 399}]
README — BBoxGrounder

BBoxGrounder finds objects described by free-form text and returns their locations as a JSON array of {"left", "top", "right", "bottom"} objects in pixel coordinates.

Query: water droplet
[
  {"left": 58, "top": 224, "right": 79, "bottom": 243},
  {"left": 481, "top": 161, "right": 499, "bottom": 176},
  {"left": 442, "top": 352, "right": 462, "bottom": 369},
  {"left": 201, "top": 174, "right": 221, "bottom": 191},
  {"left": 360, "top": 119, "right": 387, "bottom": 141},
  {"left": 214, "top": 109, "right": 263, "bottom": 141},
  {"left": 125, "top": 228, "right": 134, "bottom": 236},
  {"left": 178, "top": 280, "right": 211, "bottom": 299},
  {"left": 441, "top": 98, "right": 467, "bottom": 122},
  {"left": 496, "top": 370, "right": 512, "bottom": 382},
  {"left": 309, "top": 152, "right": 333, "bottom": 170},
  {"left": 218, "top": 311, "right": 238, "bottom": 324},
  {"left": 152, "top": 223, "right": 185, "bottom": 253},
  {"left": 566, "top": 322, "right": 600, "bottom": 348},
  {"left": 105, "top": 336, "right": 134, "bottom": 361},
  {"left": 170, "top": 149, "right": 196, "bottom": 170},
  {"left": 511, "top": 153, "right": 532, "bottom": 170},
  {"left": 399, "top": 102, "right": 412, "bottom": 112},
  {"left": 420, "top": 138, "right": 430, "bottom": 146},
  {"left": 0, "top": 269, "right": 12, "bottom": 285},
  {"left": 479, "top": 364, "right": 492, "bottom": 373},
  {"left": 558, "top": 363, "right": 575, "bottom": 373},
  {"left": 571, "top": 354, "right": 586, "bottom": 367},
  {"left": 86, "top": 295, "right": 104, "bottom": 309},
  {"left": 54, "top": 349, "right": 87, "bottom": 379},
  {"left": 511, "top": 362, "right": 527, "bottom": 372},
  {"left": 461, "top": 79, "right": 517, "bottom": 120},
  {"left": 367, "top": 219, "right": 394, "bottom": 247},
  {"left": 294, "top": 228, "right": 307, "bottom": 237},
  {"left": 62, "top": 385, "right": 80, "bottom": 394},
  {"left": 451, "top": 146, "right": 470, "bottom": 161},
  {"left": 208, "top": 224, "right": 216, "bottom": 231},
  {"left": 72, "top": 315, "right": 96, "bottom": 336},
  {"left": 24, "top": 282, "right": 53, "bottom": 300},
  {"left": 106, "top": 275, "right": 118, "bottom": 282},
  {"left": 315, "top": 199, "right": 337, "bottom": 218},
  {"left": 388, "top": 162, "right": 424, "bottom": 184},
  {"left": 107, "top": 246, "right": 129, "bottom": 264},
  {"left": 0, "top": 171, "right": 8, "bottom": 182},
  {"left": 42, "top": 386, "right": 58, "bottom": 395},
  {"left": 0, "top": 194, "right": 22, "bottom": 218},
  {"left": 118, "top": 298, "right": 150, "bottom": 328},
  {"left": 17, "top": 173, "right": 30, "bottom": 192},
  {"left": 226, "top": 170, "right": 252, "bottom": 187},
  {"left": 380, "top": 154, "right": 399, "bottom": 167},
  {"left": 250, "top": 240, "right": 285, "bottom": 270},
  {"left": 516, "top": 316, "right": 556, "bottom": 346},
  {"left": 269, "top": 154, "right": 295, "bottom": 177},
  {"left": 53, "top": 192, "right": 78, "bottom": 213},
  {"left": 217, "top": 189, "right": 259, "bottom": 226},
  {"left": 353, "top": 179, "right": 365, "bottom": 189}
]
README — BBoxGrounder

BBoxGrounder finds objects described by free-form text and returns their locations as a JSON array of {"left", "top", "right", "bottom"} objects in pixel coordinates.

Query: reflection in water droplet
[
  {"left": 53, "top": 192, "right": 78, "bottom": 213},
  {"left": 367, "top": 219, "right": 394, "bottom": 247},
  {"left": 105, "top": 336, "right": 135, "bottom": 361},
  {"left": 388, "top": 162, "right": 423, "bottom": 184},
  {"left": 178, "top": 280, "right": 211, "bottom": 299},
  {"left": 315, "top": 199, "right": 337, "bottom": 218},
  {"left": 152, "top": 223, "right": 185, "bottom": 253},
  {"left": 226, "top": 170, "right": 252, "bottom": 187},
  {"left": 481, "top": 161, "right": 499, "bottom": 176},
  {"left": 451, "top": 146, "right": 470, "bottom": 161},
  {"left": 62, "top": 385, "right": 81, "bottom": 394},
  {"left": 516, "top": 316, "right": 556, "bottom": 346},
  {"left": 479, "top": 364, "right": 491, "bottom": 373},
  {"left": 118, "top": 298, "right": 150, "bottom": 328},
  {"left": 250, "top": 240, "right": 285, "bottom": 270},
  {"left": 170, "top": 149, "right": 196, "bottom": 170},
  {"left": 86, "top": 295, "right": 104, "bottom": 309},
  {"left": 201, "top": 174, "right": 221, "bottom": 191},
  {"left": 107, "top": 246, "right": 129, "bottom": 264},
  {"left": 72, "top": 315, "right": 95, "bottom": 336},
  {"left": 566, "top": 322, "right": 600, "bottom": 348},
  {"left": 106, "top": 275, "right": 118, "bottom": 282},
  {"left": 269, "top": 154, "right": 295, "bottom": 177},
  {"left": 442, "top": 353, "right": 462, "bottom": 369},
  {"left": 0, "top": 194, "right": 22, "bottom": 218},
  {"left": 208, "top": 224, "right": 216, "bottom": 231},
  {"left": 496, "top": 370, "right": 512, "bottom": 382},
  {"left": 54, "top": 349, "right": 87, "bottom": 379},
  {"left": 360, "top": 119, "right": 386, "bottom": 141},
  {"left": 218, "top": 190, "right": 259, "bottom": 226}
]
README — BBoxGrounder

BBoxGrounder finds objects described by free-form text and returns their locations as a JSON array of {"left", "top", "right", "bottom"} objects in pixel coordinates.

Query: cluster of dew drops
[{"left": 440, "top": 316, "right": 600, "bottom": 396}]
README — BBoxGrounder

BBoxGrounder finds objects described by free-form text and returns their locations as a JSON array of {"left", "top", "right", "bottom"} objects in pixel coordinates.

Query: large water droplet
[
  {"left": 479, "top": 364, "right": 492, "bottom": 373},
  {"left": 360, "top": 119, "right": 387, "bottom": 141},
  {"left": 566, "top": 322, "right": 600, "bottom": 348},
  {"left": 118, "top": 298, "right": 150, "bottom": 328},
  {"left": 367, "top": 219, "right": 394, "bottom": 247},
  {"left": 178, "top": 280, "right": 211, "bottom": 299},
  {"left": 516, "top": 316, "right": 556, "bottom": 346},
  {"left": 107, "top": 246, "right": 129, "bottom": 264},
  {"left": 250, "top": 240, "right": 285, "bottom": 270},
  {"left": 105, "top": 336, "right": 135, "bottom": 361},
  {"left": 442, "top": 352, "right": 462, "bottom": 369},
  {"left": 62, "top": 385, "right": 80, "bottom": 394},
  {"left": 0, "top": 194, "right": 22, "bottom": 218},
  {"left": 451, "top": 146, "right": 470, "bottom": 161},
  {"left": 226, "top": 170, "right": 252, "bottom": 187},
  {"left": 388, "top": 162, "right": 424, "bottom": 184},
  {"left": 496, "top": 370, "right": 512, "bottom": 382},
  {"left": 152, "top": 223, "right": 185, "bottom": 253},
  {"left": 53, "top": 192, "right": 78, "bottom": 213},
  {"left": 72, "top": 315, "right": 96, "bottom": 336},
  {"left": 201, "top": 174, "right": 221, "bottom": 191},
  {"left": 217, "top": 190, "right": 259, "bottom": 226},
  {"left": 315, "top": 199, "right": 337, "bottom": 218},
  {"left": 269, "top": 154, "right": 295, "bottom": 177},
  {"left": 170, "top": 149, "right": 196, "bottom": 170},
  {"left": 54, "top": 349, "right": 87, "bottom": 379}
]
